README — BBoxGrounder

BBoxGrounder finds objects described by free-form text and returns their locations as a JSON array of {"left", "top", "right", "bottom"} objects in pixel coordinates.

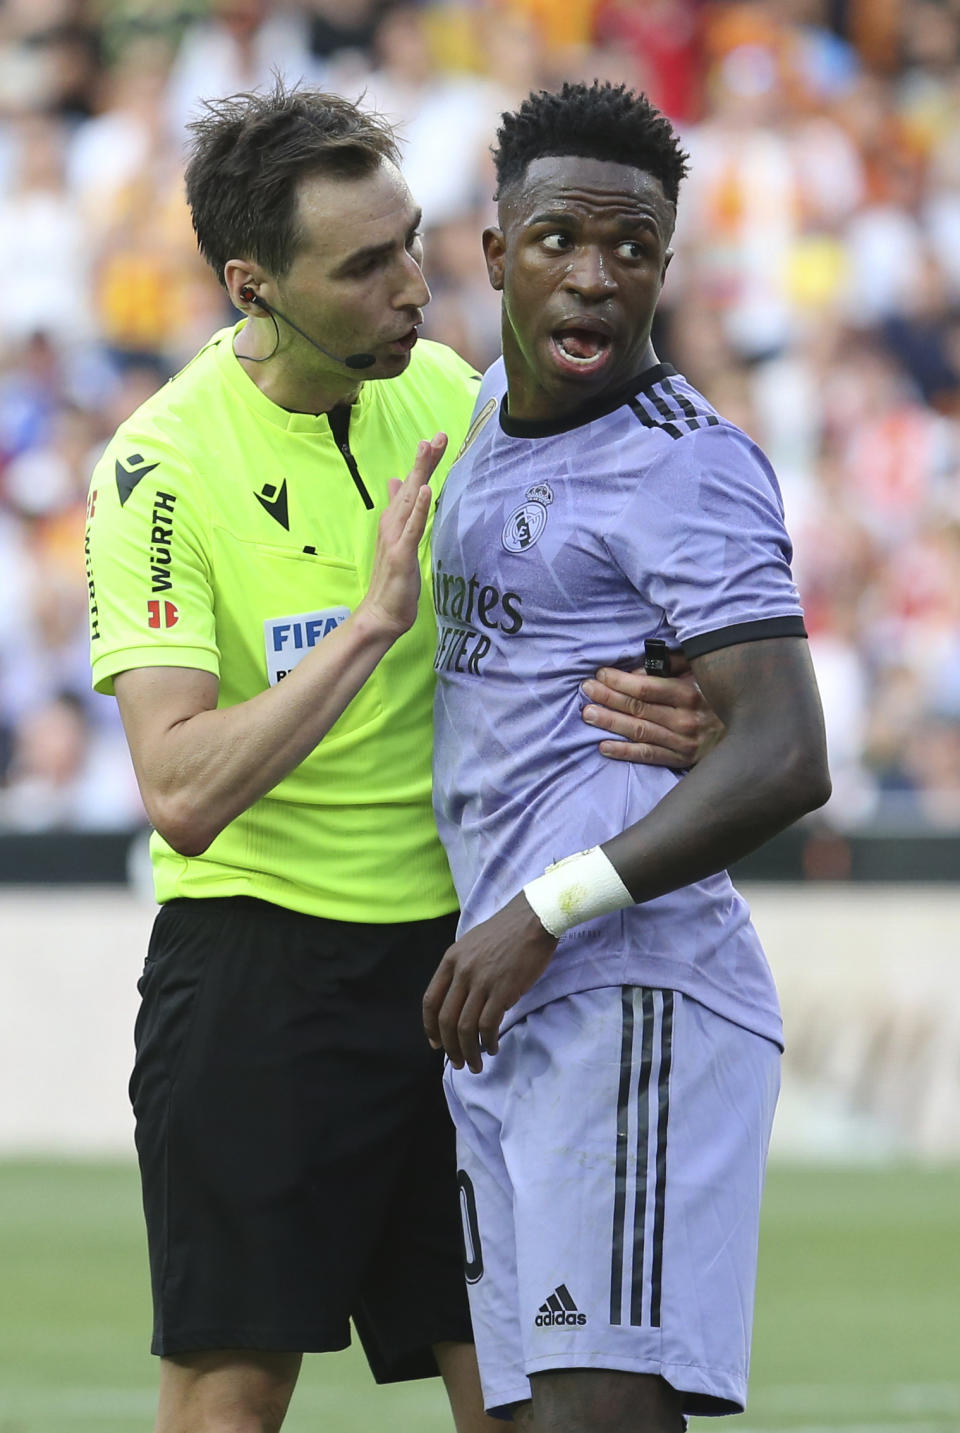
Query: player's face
[
  {"left": 269, "top": 160, "right": 430, "bottom": 378},
  {"left": 485, "top": 155, "right": 674, "bottom": 420}
]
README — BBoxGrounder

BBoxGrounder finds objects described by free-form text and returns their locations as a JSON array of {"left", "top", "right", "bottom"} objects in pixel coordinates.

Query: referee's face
[
  {"left": 267, "top": 161, "right": 430, "bottom": 382},
  {"left": 484, "top": 155, "right": 675, "bottom": 422}
]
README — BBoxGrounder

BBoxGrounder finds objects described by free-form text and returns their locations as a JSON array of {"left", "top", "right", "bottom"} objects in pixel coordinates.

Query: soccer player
[
  {"left": 424, "top": 82, "right": 831, "bottom": 1432},
  {"left": 84, "top": 84, "right": 711, "bottom": 1433}
]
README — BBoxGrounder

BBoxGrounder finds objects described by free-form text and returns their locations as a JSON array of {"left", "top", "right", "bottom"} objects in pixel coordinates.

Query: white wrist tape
[{"left": 522, "top": 846, "right": 633, "bottom": 939}]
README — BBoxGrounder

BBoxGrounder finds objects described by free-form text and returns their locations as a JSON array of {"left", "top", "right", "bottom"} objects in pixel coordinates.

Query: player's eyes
[
  {"left": 616, "top": 240, "right": 646, "bottom": 260},
  {"left": 541, "top": 232, "right": 572, "bottom": 252}
]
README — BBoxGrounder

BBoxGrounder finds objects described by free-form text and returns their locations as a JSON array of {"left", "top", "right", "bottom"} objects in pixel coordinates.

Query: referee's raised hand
[{"left": 360, "top": 432, "right": 446, "bottom": 638}]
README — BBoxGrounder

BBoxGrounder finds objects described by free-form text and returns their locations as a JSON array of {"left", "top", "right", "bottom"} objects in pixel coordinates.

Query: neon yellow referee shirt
[{"left": 86, "top": 324, "right": 479, "bottom": 921}]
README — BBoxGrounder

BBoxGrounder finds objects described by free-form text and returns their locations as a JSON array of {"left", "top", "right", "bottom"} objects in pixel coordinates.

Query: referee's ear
[{"left": 483, "top": 227, "right": 506, "bottom": 292}]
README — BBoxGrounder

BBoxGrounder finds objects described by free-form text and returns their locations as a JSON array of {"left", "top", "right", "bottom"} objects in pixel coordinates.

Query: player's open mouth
[{"left": 549, "top": 328, "right": 613, "bottom": 375}]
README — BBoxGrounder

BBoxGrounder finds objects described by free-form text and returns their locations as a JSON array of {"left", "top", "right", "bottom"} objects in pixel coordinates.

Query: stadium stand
[{"left": 1, "top": 0, "right": 959, "bottom": 839}]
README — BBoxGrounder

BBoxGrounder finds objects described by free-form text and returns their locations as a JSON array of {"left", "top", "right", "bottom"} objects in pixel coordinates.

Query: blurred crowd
[{"left": 1, "top": 0, "right": 959, "bottom": 835}]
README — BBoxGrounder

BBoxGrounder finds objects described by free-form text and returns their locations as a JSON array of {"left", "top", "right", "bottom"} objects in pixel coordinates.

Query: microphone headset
[{"left": 238, "top": 285, "right": 376, "bottom": 370}]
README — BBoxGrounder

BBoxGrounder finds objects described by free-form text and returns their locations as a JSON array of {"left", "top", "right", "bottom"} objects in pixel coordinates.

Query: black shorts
[{"left": 129, "top": 896, "right": 470, "bottom": 1379}]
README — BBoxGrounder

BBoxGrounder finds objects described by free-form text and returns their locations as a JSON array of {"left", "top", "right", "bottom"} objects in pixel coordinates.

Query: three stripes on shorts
[{"left": 610, "top": 988, "right": 674, "bottom": 1330}]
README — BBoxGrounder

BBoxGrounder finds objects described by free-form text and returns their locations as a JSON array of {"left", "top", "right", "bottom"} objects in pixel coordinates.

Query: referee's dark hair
[
  {"left": 492, "top": 81, "right": 689, "bottom": 207},
  {"left": 185, "top": 79, "right": 401, "bottom": 287}
]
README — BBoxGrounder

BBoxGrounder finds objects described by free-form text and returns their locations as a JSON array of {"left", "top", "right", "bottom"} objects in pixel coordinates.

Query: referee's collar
[{"left": 499, "top": 363, "right": 677, "bottom": 439}]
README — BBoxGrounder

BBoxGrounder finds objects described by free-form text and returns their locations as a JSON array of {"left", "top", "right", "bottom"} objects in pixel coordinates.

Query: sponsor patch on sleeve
[{"left": 264, "top": 607, "right": 350, "bottom": 685}]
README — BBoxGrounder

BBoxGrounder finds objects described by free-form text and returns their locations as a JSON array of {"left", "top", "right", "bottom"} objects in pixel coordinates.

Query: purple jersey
[{"left": 431, "top": 360, "right": 806, "bottom": 1045}]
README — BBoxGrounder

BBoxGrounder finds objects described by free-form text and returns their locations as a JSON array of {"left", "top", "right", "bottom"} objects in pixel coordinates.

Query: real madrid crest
[{"left": 502, "top": 482, "right": 555, "bottom": 553}]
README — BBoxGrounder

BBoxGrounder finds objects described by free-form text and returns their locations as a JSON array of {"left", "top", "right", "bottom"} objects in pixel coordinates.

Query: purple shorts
[{"left": 444, "top": 986, "right": 780, "bottom": 1418}]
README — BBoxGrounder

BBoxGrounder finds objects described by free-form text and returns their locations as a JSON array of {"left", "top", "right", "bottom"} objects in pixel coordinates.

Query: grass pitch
[{"left": 0, "top": 1161, "right": 956, "bottom": 1432}]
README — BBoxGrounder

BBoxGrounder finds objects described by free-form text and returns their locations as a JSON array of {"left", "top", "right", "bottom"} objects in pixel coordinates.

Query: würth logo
[
  {"left": 535, "top": 1284, "right": 586, "bottom": 1327},
  {"left": 256, "top": 479, "right": 289, "bottom": 529}
]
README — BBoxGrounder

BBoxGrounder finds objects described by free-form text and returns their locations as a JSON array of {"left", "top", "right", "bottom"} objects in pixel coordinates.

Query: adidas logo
[{"left": 535, "top": 1284, "right": 587, "bottom": 1327}]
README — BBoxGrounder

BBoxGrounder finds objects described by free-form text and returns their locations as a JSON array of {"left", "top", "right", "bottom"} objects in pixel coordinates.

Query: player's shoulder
[
  {"left": 614, "top": 371, "right": 790, "bottom": 537},
  {"left": 477, "top": 355, "right": 507, "bottom": 403},
  {"left": 630, "top": 369, "right": 778, "bottom": 484},
  {"left": 443, "top": 358, "right": 505, "bottom": 468},
  {"left": 624, "top": 368, "right": 729, "bottom": 443}
]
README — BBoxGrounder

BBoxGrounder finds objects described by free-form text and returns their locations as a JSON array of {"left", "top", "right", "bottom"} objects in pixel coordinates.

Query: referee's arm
[{"left": 116, "top": 439, "right": 443, "bottom": 856}]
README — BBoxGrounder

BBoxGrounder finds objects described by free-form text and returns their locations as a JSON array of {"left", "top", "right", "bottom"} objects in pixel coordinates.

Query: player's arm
[
  {"left": 423, "top": 634, "right": 829, "bottom": 1072},
  {"left": 601, "top": 635, "right": 828, "bottom": 892},
  {"left": 581, "top": 653, "right": 724, "bottom": 768},
  {"left": 115, "top": 436, "right": 445, "bottom": 856}
]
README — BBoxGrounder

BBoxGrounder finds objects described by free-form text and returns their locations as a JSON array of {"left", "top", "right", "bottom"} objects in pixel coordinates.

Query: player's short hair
[
  {"left": 492, "top": 81, "right": 689, "bottom": 207},
  {"left": 185, "top": 79, "right": 401, "bottom": 286}
]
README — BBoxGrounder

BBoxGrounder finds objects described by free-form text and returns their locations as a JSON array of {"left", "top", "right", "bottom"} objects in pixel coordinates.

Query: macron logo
[
  {"left": 255, "top": 479, "right": 289, "bottom": 530},
  {"left": 535, "top": 1285, "right": 586, "bottom": 1327},
  {"left": 116, "top": 453, "right": 159, "bottom": 506}
]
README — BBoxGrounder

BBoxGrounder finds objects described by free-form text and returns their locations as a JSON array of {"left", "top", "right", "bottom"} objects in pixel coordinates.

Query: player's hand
[
  {"left": 423, "top": 892, "right": 557, "bottom": 1073},
  {"left": 581, "top": 656, "right": 724, "bottom": 767},
  {"left": 359, "top": 433, "right": 446, "bottom": 638}
]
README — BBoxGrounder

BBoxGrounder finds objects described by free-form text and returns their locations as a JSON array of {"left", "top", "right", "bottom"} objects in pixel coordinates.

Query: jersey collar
[
  {"left": 217, "top": 322, "right": 370, "bottom": 433},
  {"left": 499, "top": 363, "right": 677, "bottom": 439}
]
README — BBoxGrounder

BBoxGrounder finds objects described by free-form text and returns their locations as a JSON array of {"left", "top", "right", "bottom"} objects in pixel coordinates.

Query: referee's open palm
[{"left": 363, "top": 433, "right": 446, "bottom": 638}]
